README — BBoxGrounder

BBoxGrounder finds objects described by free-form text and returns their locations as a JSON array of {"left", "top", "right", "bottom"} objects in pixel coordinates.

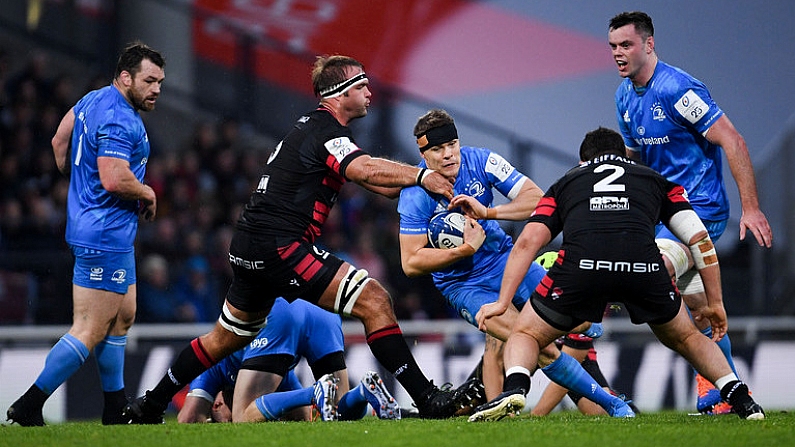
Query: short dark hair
[
  {"left": 609, "top": 11, "right": 654, "bottom": 40},
  {"left": 114, "top": 41, "right": 165, "bottom": 79},
  {"left": 413, "top": 108, "right": 455, "bottom": 138},
  {"left": 579, "top": 127, "right": 625, "bottom": 162},
  {"left": 311, "top": 55, "right": 364, "bottom": 97}
]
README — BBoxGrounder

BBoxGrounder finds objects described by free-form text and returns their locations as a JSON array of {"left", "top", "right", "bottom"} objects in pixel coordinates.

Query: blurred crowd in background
[{"left": 0, "top": 48, "right": 452, "bottom": 326}]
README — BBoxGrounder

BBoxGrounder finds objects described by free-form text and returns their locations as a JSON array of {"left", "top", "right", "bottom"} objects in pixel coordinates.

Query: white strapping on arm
[{"left": 668, "top": 209, "right": 718, "bottom": 270}]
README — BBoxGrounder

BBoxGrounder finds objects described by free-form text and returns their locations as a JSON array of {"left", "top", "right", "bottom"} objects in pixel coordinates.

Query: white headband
[{"left": 319, "top": 72, "right": 368, "bottom": 98}]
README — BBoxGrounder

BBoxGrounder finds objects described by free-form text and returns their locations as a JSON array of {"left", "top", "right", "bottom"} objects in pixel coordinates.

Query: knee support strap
[
  {"left": 335, "top": 265, "right": 371, "bottom": 316},
  {"left": 218, "top": 302, "right": 268, "bottom": 337},
  {"left": 656, "top": 238, "right": 690, "bottom": 280},
  {"left": 677, "top": 269, "right": 705, "bottom": 296}
]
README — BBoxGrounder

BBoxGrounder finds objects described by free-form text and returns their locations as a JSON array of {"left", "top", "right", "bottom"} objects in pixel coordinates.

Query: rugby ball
[{"left": 427, "top": 212, "right": 466, "bottom": 249}]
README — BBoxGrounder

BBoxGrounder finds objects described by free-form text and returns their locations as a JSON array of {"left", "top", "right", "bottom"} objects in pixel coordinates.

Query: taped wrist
[
  {"left": 416, "top": 168, "right": 434, "bottom": 186},
  {"left": 689, "top": 235, "right": 718, "bottom": 270}
]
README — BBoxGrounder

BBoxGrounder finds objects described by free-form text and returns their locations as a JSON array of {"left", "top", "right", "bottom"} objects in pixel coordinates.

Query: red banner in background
[{"left": 192, "top": 0, "right": 613, "bottom": 99}]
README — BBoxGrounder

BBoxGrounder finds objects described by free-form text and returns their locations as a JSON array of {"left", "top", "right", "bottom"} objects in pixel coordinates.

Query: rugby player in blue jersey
[
  {"left": 6, "top": 43, "right": 165, "bottom": 426},
  {"left": 609, "top": 11, "right": 773, "bottom": 414},
  {"left": 397, "top": 109, "right": 634, "bottom": 418},
  {"left": 177, "top": 298, "right": 399, "bottom": 423}
]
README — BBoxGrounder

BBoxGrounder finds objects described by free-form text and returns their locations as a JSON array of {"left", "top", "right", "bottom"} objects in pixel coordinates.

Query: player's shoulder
[
  {"left": 460, "top": 145, "right": 497, "bottom": 162},
  {"left": 398, "top": 181, "right": 426, "bottom": 202},
  {"left": 461, "top": 146, "right": 514, "bottom": 175},
  {"left": 75, "top": 86, "right": 115, "bottom": 114},
  {"left": 303, "top": 108, "right": 348, "bottom": 133},
  {"left": 651, "top": 61, "right": 705, "bottom": 96}
]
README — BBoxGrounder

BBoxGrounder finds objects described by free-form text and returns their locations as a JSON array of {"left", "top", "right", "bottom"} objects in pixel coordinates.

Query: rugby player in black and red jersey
[{"left": 469, "top": 127, "right": 764, "bottom": 421}]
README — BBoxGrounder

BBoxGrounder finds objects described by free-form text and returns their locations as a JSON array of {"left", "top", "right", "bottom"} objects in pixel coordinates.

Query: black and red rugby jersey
[
  {"left": 236, "top": 108, "right": 367, "bottom": 242},
  {"left": 529, "top": 154, "right": 693, "bottom": 260}
]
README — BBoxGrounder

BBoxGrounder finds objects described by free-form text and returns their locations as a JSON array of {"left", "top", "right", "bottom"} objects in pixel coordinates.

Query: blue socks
[
  {"left": 541, "top": 351, "right": 617, "bottom": 409},
  {"left": 338, "top": 383, "right": 369, "bottom": 420},
  {"left": 255, "top": 387, "right": 314, "bottom": 420},
  {"left": 34, "top": 333, "right": 89, "bottom": 395},
  {"left": 94, "top": 335, "right": 127, "bottom": 392},
  {"left": 254, "top": 383, "right": 370, "bottom": 421}
]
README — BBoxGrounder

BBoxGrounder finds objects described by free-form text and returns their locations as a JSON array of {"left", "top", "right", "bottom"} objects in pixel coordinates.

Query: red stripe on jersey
[
  {"left": 556, "top": 249, "right": 565, "bottom": 265},
  {"left": 303, "top": 225, "right": 321, "bottom": 243},
  {"left": 278, "top": 241, "right": 300, "bottom": 260},
  {"left": 535, "top": 275, "right": 553, "bottom": 296},
  {"left": 532, "top": 196, "right": 557, "bottom": 216},
  {"left": 313, "top": 202, "right": 331, "bottom": 224},
  {"left": 295, "top": 253, "right": 322, "bottom": 281},
  {"left": 304, "top": 201, "right": 330, "bottom": 242},
  {"left": 323, "top": 170, "right": 345, "bottom": 190},
  {"left": 667, "top": 184, "right": 688, "bottom": 203},
  {"left": 190, "top": 338, "right": 216, "bottom": 368},
  {"left": 326, "top": 154, "right": 342, "bottom": 175},
  {"left": 566, "top": 333, "right": 594, "bottom": 343}
]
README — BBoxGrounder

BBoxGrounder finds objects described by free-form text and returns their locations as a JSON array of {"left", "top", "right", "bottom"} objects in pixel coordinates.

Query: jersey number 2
[{"left": 593, "top": 164, "right": 625, "bottom": 192}]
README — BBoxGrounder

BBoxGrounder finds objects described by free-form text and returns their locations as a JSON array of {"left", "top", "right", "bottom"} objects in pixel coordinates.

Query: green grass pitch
[{"left": 1, "top": 411, "right": 792, "bottom": 447}]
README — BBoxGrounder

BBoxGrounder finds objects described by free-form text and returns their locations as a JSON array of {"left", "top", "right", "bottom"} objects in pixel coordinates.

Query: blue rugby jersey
[
  {"left": 66, "top": 85, "right": 150, "bottom": 251},
  {"left": 615, "top": 61, "right": 729, "bottom": 222},
  {"left": 397, "top": 146, "right": 523, "bottom": 294}
]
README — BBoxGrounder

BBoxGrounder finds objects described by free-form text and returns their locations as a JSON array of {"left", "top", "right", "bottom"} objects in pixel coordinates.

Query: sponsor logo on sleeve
[
  {"left": 674, "top": 89, "right": 710, "bottom": 124},
  {"left": 485, "top": 152, "right": 514, "bottom": 182},
  {"left": 325, "top": 137, "right": 359, "bottom": 162}
]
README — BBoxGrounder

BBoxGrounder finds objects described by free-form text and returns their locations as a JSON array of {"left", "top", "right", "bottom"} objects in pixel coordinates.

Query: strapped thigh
[
  {"left": 334, "top": 265, "right": 371, "bottom": 316},
  {"left": 218, "top": 302, "right": 268, "bottom": 337}
]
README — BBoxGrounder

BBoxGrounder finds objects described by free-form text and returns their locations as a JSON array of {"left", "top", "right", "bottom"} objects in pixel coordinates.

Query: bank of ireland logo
[
  {"left": 111, "top": 269, "right": 126, "bottom": 284},
  {"left": 89, "top": 267, "right": 103, "bottom": 281}
]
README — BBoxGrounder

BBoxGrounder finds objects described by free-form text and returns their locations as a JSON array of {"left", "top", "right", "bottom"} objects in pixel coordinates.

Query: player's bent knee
[
  {"left": 656, "top": 238, "right": 691, "bottom": 280},
  {"left": 537, "top": 343, "right": 560, "bottom": 368},
  {"left": 677, "top": 269, "right": 705, "bottom": 297}
]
